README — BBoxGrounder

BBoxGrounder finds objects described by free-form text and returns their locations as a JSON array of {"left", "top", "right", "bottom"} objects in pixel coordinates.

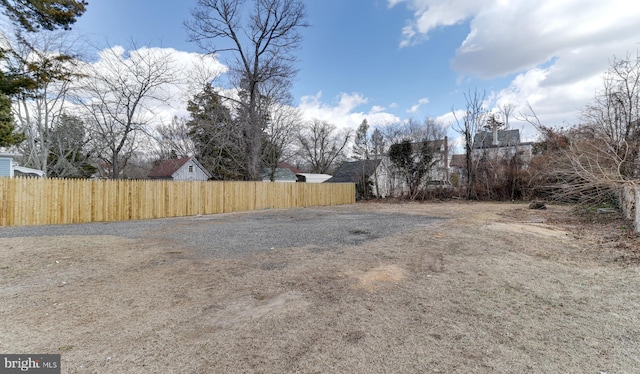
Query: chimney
[{"left": 489, "top": 114, "right": 499, "bottom": 146}]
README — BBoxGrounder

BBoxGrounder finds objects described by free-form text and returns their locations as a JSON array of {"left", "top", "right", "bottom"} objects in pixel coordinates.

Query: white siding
[{"left": 172, "top": 159, "right": 210, "bottom": 181}]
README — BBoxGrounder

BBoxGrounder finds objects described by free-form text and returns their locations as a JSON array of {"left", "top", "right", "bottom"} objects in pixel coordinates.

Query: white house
[
  {"left": 325, "top": 137, "right": 451, "bottom": 198},
  {"left": 377, "top": 136, "right": 451, "bottom": 197},
  {"left": 449, "top": 128, "right": 533, "bottom": 186},
  {"left": 147, "top": 156, "right": 211, "bottom": 181}
]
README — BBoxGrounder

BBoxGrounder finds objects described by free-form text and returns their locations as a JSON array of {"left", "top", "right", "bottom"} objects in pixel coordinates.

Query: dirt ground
[{"left": 1, "top": 201, "right": 640, "bottom": 373}]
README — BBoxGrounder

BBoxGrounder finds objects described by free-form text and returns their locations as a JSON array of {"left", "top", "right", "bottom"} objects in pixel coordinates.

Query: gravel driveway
[{"left": 0, "top": 206, "right": 442, "bottom": 258}]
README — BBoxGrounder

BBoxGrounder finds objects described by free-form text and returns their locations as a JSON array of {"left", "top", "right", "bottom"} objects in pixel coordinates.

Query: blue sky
[{"left": 71, "top": 0, "right": 640, "bottom": 147}]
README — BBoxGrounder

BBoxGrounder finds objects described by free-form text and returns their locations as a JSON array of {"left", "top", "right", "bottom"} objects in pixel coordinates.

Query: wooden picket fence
[{"left": 0, "top": 178, "right": 355, "bottom": 226}]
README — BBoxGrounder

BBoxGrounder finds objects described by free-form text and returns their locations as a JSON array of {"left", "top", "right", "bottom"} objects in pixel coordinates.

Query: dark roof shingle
[
  {"left": 473, "top": 129, "right": 520, "bottom": 149},
  {"left": 325, "top": 159, "right": 381, "bottom": 183},
  {"left": 148, "top": 157, "right": 191, "bottom": 178}
]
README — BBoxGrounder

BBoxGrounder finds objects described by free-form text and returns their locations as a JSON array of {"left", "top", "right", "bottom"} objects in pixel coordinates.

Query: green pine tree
[{"left": 0, "top": 93, "right": 24, "bottom": 147}]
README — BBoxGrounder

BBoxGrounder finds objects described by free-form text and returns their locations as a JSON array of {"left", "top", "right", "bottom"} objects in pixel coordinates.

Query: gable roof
[
  {"left": 473, "top": 129, "right": 520, "bottom": 149},
  {"left": 450, "top": 154, "right": 466, "bottom": 168},
  {"left": 148, "top": 157, "right": 191, "bottom": 178},
  {"left": 325, "top": 159, "right": 381, "bottom": 183}
]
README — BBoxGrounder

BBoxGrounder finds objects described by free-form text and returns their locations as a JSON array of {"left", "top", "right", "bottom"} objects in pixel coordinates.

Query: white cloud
[
  {"left": 391, "top": 0, "right": 640, "bottom": 77},
  {"left": 453, "top": 1, "right": 640, "bottom": 79},
  {"left": 434, "top": 109, "right": 464, "bottom": 128},
  {"left": 392, "top": 0, "right": 640, "bottom": 136},
  {"left": 298, "top": 92, "right": 401, "bottom": 129},
  {"left": 389, "top": 0, "right": 486, "bottom": 47},
  {"left": 407, "top": 97, "right": 430, "bottom": 113}
]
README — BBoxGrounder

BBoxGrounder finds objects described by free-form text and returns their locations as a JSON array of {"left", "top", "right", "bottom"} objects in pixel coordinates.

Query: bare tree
[
  {"left": 152, "top": 116, "right": 196, "bottom": 160},
  {"left": 521, "top": 54, "right": 640, "bottom": 205},
  {"left": 375, "top": 118, "right": 449, "bottom": 197},
  {"left": 497, "top": 102, "right": 516, "bottom": 128},
  {"left": 452, "top": 89, "right": 487, "bottom": 199},
  {"left": 371, "top": 127, "right": 385, "bottom": 159},
  {"left": 352, "top": 119, "right": 370, "bottom": 160},
  {"left": 385, "top": 118, "right": 447, "bottom": 199},
  {"left": 378, "top": 118, "right": 442, "bottom": 146},
  {"left": 296, "top": 119, "right": 351, "bottom": 174},
  {"left": 581, "top": 53, "right": 640, "bottom": 179},
  {"left": 8, "top": 31, "right": 84, "bottom": 176},
  {"left": 523, "top": 102, "right": 623, "bottom": 205},
  {"left": 186, "top": 0, "right": 308, "bottom": 180},
  {"left": 262, "top": 102, "right": 301, "bottom": 180},
  {"left": 76, "top": 45, "right": 175, "bottom": 179},
  {"left": 46, "top": 113, "right": 95, "bottom": 178}
]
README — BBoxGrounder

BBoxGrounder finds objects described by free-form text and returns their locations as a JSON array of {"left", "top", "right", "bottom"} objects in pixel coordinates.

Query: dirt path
[{"left": 1, "top": 201, "right": 639, "bottom": 373}]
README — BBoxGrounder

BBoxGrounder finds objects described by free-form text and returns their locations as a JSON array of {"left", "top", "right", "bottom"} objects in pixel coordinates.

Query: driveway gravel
[{"left": 0, "top": 206, "right": 442, "bottom": 258}]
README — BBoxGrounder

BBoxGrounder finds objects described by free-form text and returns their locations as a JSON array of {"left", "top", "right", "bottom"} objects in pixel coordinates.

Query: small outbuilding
[
  {"left": 0, "top": 152, "right": 45, "bottom": 177},
  {"left": 147, "top": 156, "right": 211, "bottom": 181}
]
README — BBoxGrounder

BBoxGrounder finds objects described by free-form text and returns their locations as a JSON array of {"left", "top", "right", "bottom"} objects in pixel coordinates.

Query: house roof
[
  {"left": 148, "top": 157, "right": 191, "bottom": 178},
  {"left": 473, "top": 129, "right": 520, "bottom": 149},
  {"left": 0, "top": 152, "right": 22, "bottom": 158},
  {"left": 325, "top": 159, "right": 381, "bottom": 183},
  {"left": 450, "top": 154, "right": 466, "bottom": 168}
]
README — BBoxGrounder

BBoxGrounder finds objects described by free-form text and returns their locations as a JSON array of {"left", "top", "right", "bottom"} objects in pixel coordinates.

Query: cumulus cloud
[
  {"left": 452, "top": 0, "right": 639, "bottom": 79},
  {"left": 298, "top": 92, "right": 401, "bottom": 129},
  {"left": 389, "top": 0, "right": 485, "bottom": 48},
  {"left": 407, "top": 97, "right": 430, "bottom": 113},
  {"left": 391, "top": 0, "right": 640, "bottom": 136},
  {"left": 390, "top": 0, "right": 640, "bottom": 77}
]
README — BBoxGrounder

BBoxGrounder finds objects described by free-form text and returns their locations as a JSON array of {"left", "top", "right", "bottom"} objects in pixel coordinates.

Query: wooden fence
[{"left": 0, "top": 178, "right": 355, "bottom": 226}]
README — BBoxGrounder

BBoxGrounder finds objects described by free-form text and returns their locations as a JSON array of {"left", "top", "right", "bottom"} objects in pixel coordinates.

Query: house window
[{"left": 188, "top": 165, "right": 193, "bottom": 173}]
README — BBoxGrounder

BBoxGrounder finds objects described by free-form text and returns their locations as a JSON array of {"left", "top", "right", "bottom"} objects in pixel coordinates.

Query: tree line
[
  {"left": 1, "top": 1, "right": 638, "bottom": 207},
  {"left": 0, "top": 0, "right": 449, "bottom": 184}
]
